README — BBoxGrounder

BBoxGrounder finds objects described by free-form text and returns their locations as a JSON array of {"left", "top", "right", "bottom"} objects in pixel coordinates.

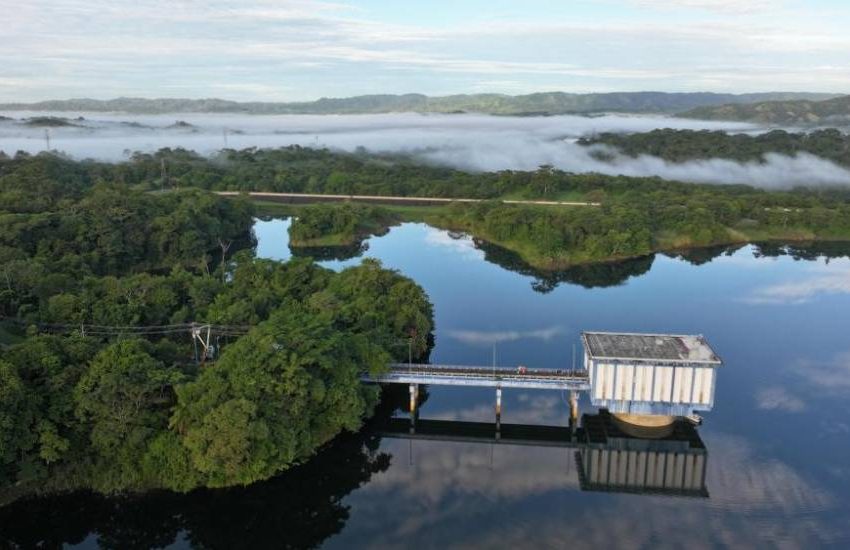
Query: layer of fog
[{"left": 2, "top": 111, "right": 850, "bottom": 189}]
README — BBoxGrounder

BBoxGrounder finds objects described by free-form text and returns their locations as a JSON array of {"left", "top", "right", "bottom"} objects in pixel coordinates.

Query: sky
[{"left": 1, "top": 0, "right": 849, "bottom": 102}]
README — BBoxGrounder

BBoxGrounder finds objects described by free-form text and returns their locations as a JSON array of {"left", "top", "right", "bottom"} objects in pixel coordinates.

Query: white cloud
[
  {"left": 745, "top": 269, "right": 850, "bottom": 304},
  {"left": 756, "top": 386, "right": 806, "bottom": 412},
  {"left": 338, "top": 422, "right": 838, "bottom": 548},
  {"left": 626, "top": 0, "right": 780, "bottom": 14},
  {"left": 423, "top": 228, "right": 484, "bottom": 260},
  {"left": 446, "top": 326, "right": 566, "bottom": 346},
  {"left": 1, "top": 1, "right": 850, "bottom": 100},
  {"left": 793, "top": 351, "right": 850, "bottom": 393}
]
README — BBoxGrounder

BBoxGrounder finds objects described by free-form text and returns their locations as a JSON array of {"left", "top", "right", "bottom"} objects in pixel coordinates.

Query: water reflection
[
  {"left": 663, "top": 243, "right": 746, "bottom": 266},
  {"left": 290, "top": 241, "right": 369, "bottom": 262},
  {"left": 473, "top": 239, "right": 657, "bottom": 292},
  {"left": 753, "top": 241, "right": 850, "bottom": 262},
  {"left": 376, "top": 410, "right": 709, "bottom": 499},
  {"left": 0, "top": 397, "right": 714, "bottom": 548},
  {"left": 5, "top": 224, "right": 850, "bottom": 548},
  {"left": 0, "top": 393, "right": 405, "bottom": 550}
]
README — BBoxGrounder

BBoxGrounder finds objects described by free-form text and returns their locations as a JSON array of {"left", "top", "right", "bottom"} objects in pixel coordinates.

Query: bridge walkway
[{"left": 362, "top": 363, "right": 590, "bottom": 391}]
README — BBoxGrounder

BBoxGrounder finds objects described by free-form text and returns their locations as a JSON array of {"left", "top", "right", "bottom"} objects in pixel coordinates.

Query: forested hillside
[
  {"left": 579, "top": 128, "right": 850, "bottom": 167},
  {"left": 0, "top": 91, "right": 836, "bottom": 115},
  {"left": 3, "top": 146, "right": 850, "bottom": 271},
  {"left": 679, "top": 95, "right": 850, "bottom": 125},
  {"left": 0, "top": 170, "right": 434, "bottom": 497}
]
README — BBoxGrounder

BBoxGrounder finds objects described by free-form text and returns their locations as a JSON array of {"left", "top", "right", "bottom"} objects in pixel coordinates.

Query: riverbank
[{"left": 254, "top": 199, "right": 850, "bottom": 271}]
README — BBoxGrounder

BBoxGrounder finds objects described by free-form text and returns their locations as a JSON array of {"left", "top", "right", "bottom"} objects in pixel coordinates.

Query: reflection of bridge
[
  {"left": 376, "top": 411, "right": 709, "bottom": 498},
  {"left": 378, "top": 417, "right": 579, "bottom": 448}
]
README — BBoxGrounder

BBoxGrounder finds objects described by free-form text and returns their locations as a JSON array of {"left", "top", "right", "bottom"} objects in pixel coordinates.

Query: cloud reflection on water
[
  {"left": 423, "top": 228, "right": 484, "bottom": 260},
  {"left": 329, "top": 402, "right": 839, "bottom": 549},
  {"left": 446, "top": 326, "right": 566, "bottom": 346}
]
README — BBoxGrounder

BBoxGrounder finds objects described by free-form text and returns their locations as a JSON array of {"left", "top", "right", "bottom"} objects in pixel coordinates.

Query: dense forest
[
  {"left": 579, "top": 128, "right": 850, "bottom": 168},
  {"left": 0, "top": 174, "right": 434, "bottom": 497},
  {"left": 288, "top": 203, "right": 396, "bottom": 247},
  {"left": 2, "top": 141, "right": 850, "bottom": 499},
  {"left": 3, "top": 146, "right": 850, "bottom": 270}
]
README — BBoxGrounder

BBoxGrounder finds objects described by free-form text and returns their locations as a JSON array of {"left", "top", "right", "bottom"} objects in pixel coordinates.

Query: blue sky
[{"left": 1, "top": 0, "right": 848, "bottom": 101}]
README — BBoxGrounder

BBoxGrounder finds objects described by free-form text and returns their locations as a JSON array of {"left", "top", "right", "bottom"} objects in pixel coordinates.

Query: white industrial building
[{"left": 582, "top": 331, "right": 723, "bottom": 417}]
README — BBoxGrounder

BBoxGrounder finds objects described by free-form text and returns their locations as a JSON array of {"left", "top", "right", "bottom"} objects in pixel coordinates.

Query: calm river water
[{"left": 3, "top": 218, "right": 850, "bottom": 549}]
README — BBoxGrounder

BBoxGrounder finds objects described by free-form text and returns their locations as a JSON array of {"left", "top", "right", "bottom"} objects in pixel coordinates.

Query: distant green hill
[
  {"left": 679, "top": 95, "right": 850, "bottom": 125},
  {"left": 0, "top": 92, "right": 838, "bottom": 116}
]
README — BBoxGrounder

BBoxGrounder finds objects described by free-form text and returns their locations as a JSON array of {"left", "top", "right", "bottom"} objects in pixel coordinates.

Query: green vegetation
[
  {"left": 4, "top": 146, "right": 850, "bottom": 270},
  {"left": 436, "top": 187, "right": 850, "bottom": 268},
  {"left": 0, "top": 174, "right": 433, "bottom": 497},
  {"left": 21, "top": 116, "right": 84, "bottom": 127},
  {"left": 580, "top": 128, "right": 850, "bottom": 168},
  {"left": 0, "top": 92, "right": 836, "bottom": 116},
  {"left": 288, "top": 203, "right": 397, "bottom": 247},
  {"left": 0, "top": 400, "right": 403, "bottom": 548},
  {"left": 679, "top": 95, "right": 850, "bottom": 124}
]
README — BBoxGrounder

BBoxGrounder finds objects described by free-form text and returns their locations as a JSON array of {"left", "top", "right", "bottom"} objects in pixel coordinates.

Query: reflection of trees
[
  {"left": 0, "top": 395, "right": 398, "bottom": 550},
  {"left": 290, "top": 241, "right": 369, "bottom": 262},
  {"left": 663, "top": 243, "right": 746, "bottom": 266},
  {"left": 668, "top": 241, "right": 850, "bottom": 265},
  {"left": 751, "top": 241, "right": 850, "bottom": 262},
  {"left": 476, "top": 238, "right": 850, "bottom": 293},
  {"left": 472, "top": 238, "right": 655, "bottom": 292}
]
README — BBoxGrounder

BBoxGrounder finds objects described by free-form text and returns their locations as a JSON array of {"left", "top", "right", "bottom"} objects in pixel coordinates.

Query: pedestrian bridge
[
  {"left": 360, "top": 332, "right": 723, "bottom": 421},
  {"left": 362, "top": 363, "right": 590, "bottom": 391}
]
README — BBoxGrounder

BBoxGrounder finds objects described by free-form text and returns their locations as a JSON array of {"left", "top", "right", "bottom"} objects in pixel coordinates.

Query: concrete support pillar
[
  {"left": 409, "top": 383, "right": 418, "bottom": 432},
  {"left": 495, "top": 387, "right": 502, "bottom": 434},
  {"left": 569, "top": 391, "right": 579, "bottom": 434},
  {"left": 409, "top": 384, "right": 418, "bottom": 414}
]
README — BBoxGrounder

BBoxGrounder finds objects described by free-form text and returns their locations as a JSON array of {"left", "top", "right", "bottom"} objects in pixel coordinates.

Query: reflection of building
[
  {"left": 376, "top": 408, "right": 709, "bottom": 499},
  {"left": 576, "top": 410, "right": 708, "bottom": 498},
  {"left": 583, "top": 332, "right": 722, "bottom": 417}
]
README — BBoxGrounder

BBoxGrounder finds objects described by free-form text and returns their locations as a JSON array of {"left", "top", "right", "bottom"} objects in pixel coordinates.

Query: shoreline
[{"left": 253, "top": 199, "right": 850, "bottom": 271}]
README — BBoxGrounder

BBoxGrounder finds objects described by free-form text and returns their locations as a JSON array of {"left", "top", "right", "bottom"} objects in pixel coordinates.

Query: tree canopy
[{"left": 0, "top": 170, "right": 433, "bottom": 497}]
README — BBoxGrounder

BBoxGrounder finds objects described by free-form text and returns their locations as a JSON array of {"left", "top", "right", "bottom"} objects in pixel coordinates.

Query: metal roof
[{"left": 582, "top": 332, "right": 722, "bottom": 365}]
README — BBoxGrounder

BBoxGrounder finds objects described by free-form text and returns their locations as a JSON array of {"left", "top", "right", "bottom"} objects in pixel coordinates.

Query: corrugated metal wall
[{"left": 588, "top": 360, "right": 716, "bottom": 414}]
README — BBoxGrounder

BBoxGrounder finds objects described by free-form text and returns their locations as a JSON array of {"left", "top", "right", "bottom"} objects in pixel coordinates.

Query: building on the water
[{"left": 581, "top": 331, "right": 722, "bottom": 418}]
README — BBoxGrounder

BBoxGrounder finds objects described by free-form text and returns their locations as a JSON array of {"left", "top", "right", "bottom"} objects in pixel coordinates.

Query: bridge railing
[{"left": 383, "top": 363, "right": 588, "bottom": 380}]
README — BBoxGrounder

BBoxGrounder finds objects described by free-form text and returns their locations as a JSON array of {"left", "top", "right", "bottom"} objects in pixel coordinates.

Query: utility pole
[
  {"left": 44, "top": 129, "right": 50, "bottom": 151},
  {"left": 222, "top": 128, "right": 228, "bottom": 148},
  {"left": 218, "top": 239, "right": 232, "bottom": 282},
  {"left": 191, "top": 322, "right": 199, "bottom": 364}
]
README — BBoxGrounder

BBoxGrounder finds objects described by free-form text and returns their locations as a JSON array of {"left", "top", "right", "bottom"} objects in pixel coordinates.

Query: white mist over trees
[{"left": 2, "top": 112, "right": 850, "bottom": 188}]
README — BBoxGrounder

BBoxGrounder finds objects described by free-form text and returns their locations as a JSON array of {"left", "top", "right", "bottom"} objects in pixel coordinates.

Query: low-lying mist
[{"left": 2, "top": 111, "right": 850, "bottom": 189}]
